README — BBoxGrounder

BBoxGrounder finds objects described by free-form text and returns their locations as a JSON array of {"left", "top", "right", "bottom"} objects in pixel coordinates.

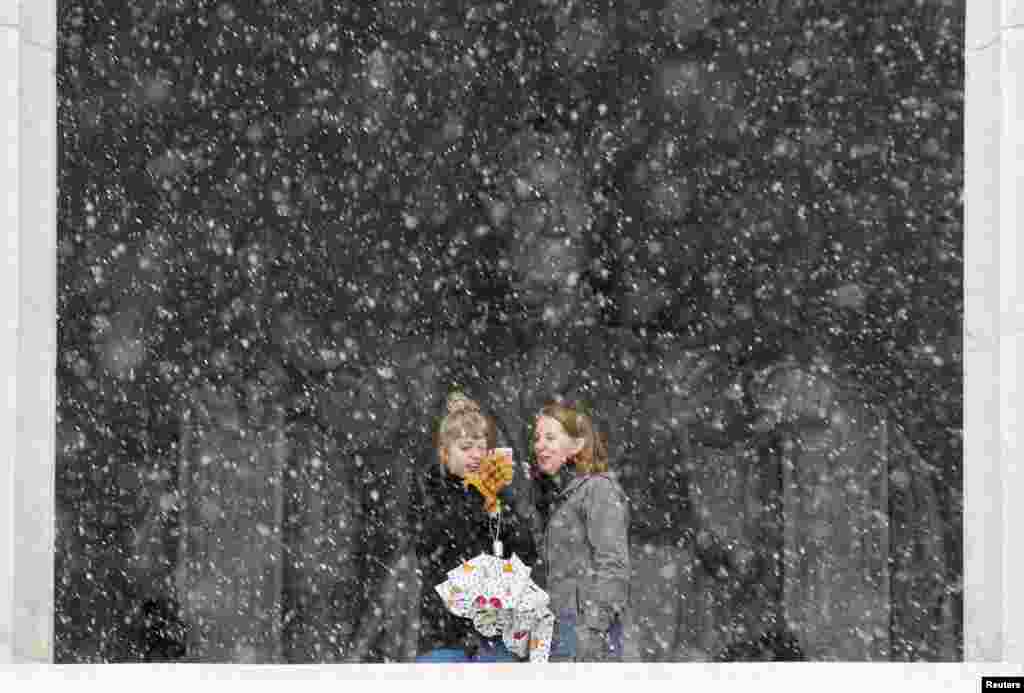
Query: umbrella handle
[{"left": 492, "top": 505, "right": 504, "bottom": 557}]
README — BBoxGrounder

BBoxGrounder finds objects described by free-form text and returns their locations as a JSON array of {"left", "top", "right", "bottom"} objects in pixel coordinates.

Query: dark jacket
[
  {"left": 409, "top": 462, "right": 538, "bottom": 656},
  {"left": 535, "top": 465, "right": 631, "bottom": 661}
]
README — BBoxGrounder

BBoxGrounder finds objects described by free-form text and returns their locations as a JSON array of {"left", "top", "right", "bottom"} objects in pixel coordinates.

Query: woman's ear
[{"left": 572, "top": 437, "right": 585, "bottom": 456}]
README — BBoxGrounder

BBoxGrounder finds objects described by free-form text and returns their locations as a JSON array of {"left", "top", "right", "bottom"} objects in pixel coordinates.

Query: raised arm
[{"left": 496, "top": 483, "right": 539, "bottom": 566}]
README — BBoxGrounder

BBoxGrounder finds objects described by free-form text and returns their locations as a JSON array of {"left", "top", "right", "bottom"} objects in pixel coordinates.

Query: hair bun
[{"left": 446, "top": 391, "right": 481, "bottom": 415}]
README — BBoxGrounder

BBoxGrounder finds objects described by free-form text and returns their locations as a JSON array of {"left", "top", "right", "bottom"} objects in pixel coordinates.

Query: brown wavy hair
[{"left": 537, "top": 401, "right": 609, "bottom": 474}]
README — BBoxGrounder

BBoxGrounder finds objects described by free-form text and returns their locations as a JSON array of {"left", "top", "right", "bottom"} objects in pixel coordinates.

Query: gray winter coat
[{"left": 542, "top": 470, "right": 631, "bottom": 661}]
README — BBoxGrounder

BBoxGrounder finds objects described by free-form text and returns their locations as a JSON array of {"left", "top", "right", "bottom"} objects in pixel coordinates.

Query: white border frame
[{"left": 2, "top": 0, "right": 1021, "bottom": 684}]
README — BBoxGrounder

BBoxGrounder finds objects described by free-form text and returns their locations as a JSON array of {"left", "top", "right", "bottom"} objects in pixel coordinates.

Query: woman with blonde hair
[
  {"left": 532, "top": 399, "right": 630, "bottom": 662},
  {"left": 409, "top": 392, "right": 537, "bottom": 663}
]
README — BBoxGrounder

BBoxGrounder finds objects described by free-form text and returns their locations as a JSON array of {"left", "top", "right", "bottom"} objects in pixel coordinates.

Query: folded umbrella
[{"left": 435, "top": 552, "right": 554, "bottom": 662}]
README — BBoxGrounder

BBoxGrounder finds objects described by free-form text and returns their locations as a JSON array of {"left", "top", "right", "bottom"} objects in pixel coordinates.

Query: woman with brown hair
[
  {"left": 409, "top": 392, "right": 537, "bottom": 663},
  {"left": 531, "top": 400, "right": 631, "bottom": 662}
]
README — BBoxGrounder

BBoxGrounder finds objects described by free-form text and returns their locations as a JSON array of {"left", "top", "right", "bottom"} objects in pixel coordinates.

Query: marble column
[
  {"left": 965, "top": 0, "right": 1024, "bottom": 663},
  {"left": 0, "top": 0, "right": 56, "bottom": 665}
]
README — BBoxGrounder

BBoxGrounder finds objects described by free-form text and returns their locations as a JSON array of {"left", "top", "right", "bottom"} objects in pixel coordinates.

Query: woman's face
[
  {"left": 444, "top": 433, "right": 487, "bottom": 478},
  {"left": 533, "top": 415, "right": 583, "bottom": 477}
]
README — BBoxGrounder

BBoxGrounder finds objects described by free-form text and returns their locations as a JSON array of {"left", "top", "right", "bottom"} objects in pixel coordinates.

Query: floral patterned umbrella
[{"left": 435, "top": 552, "right": 555, "bottom": 662}]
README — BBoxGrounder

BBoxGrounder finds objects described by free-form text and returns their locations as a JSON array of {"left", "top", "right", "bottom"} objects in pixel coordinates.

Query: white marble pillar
[
  {"left": 965, "top": 0, "right": 1024, "bottom": 664},
  {"left": 0, "top": 0, "right": 56, "bottom": 665}
]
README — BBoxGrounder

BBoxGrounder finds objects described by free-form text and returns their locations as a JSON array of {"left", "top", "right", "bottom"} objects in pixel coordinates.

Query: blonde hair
[
  {"left": 538, "top": 401, "right": 609, "bottom": 474},
  {"left": 435, "top": 392, "right": 496, "bottom": 452}
]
